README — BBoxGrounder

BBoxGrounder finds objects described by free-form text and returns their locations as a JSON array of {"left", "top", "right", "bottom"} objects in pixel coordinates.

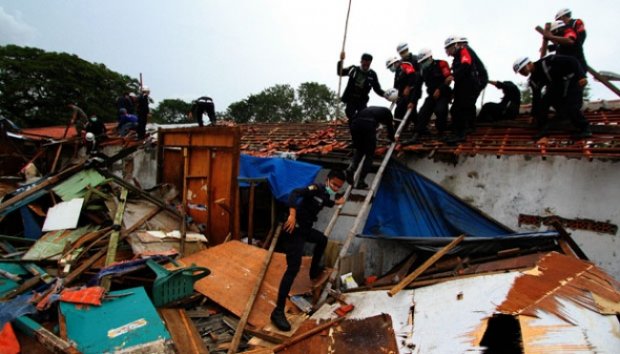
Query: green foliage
[
  {"left": 151, "top": 99, "right": 192, "bottom": 124},
  {"left": 226, "top": 83, "right": 338, "bottom": 123},
  {"left": 297, "top": 82, "right": 338, "bottom": 121},
  {"left": 0, "top": 45, "right": 139, "bottom": 128},
  {"left": 519, "top": 82, "right": 532, "bottom": 105}
]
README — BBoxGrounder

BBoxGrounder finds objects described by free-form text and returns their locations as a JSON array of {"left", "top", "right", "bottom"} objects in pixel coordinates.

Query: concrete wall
[
  {"left": 314, "top": 154, "right": 620, "bottom": 281},
  {"left": 405, "top": 154, "right": 620, "bottom": 280}
]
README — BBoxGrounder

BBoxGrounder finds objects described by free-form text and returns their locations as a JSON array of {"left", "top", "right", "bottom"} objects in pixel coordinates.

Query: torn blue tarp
[
  {"left": 239, "top": 154, "right": 321, "bottom": 203},
  {"left": 362, "top": 161, "right": 514, "bottom": 238}
]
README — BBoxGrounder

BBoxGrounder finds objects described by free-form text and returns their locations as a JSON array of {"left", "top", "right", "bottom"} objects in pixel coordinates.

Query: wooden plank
[
  {"left": 101, "top": 188, "right": 128, "bottom": 290},
  {"left": 272, "top": 317, "right": 345, "bottom": 353},
  {"left": 159, "top": 308, "right": 209, "bottom": 354},
  {"left": 388, "top": 235, "right": 465, "bottom": 297},
  {"left": 228, "top": 225, "right": 282, "bottom": 353},
  {"left": 177, "top": 241, "right": 318, "bottom": 328}
]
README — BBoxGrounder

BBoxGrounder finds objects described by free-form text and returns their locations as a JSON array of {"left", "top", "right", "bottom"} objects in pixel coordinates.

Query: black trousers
[
  {"left": 451, "top": 80, "right": 480, "bottom": 136},
  {"left": 345, "top": 100, "right": 367, "bottom": 124},
  {"left": 137, "top": 114, "right": 147, "bottom": 139},
  {"left": 275, "top": 226, "right": 327, "bottom": 309},
  {"left": 417, "top": 95, "right": 450, "bottom": 133},
  {"left": 394, "top": 97, "right": 417, "bottom": 130},
  {"left": 349, "top": 118, "right": 376, "bottom": 182},
  {"left": 478, "top": 102, "right": 518, "bottom": 122},
  {"left": 534, "top": 89, "right": 588, "bottom": 132}
]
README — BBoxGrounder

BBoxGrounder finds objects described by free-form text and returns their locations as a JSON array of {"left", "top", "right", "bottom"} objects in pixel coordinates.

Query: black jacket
[
  {"left": 421, "top": 59, "right": 452, "bottom": 98},
  {"left": 288, "top": 183, "right": 335, "bottom": 228},
  {"left": 452, "top": 45, "right": 488, "bottom": 90},
  {"left": 354, "top": 106, "right": 395, "bottom": 141},
  {"left": 495, "top": 81, "right": 521, "bottom": 109},
  {"left": 337, "top": 61, "right": 384, "bottom": 104},
  {"left": 529, "top": 55, "right": 585, "bottom": 104}
]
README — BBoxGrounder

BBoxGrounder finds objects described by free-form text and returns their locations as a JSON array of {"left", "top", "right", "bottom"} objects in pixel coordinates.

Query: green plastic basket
[{"left": 146, "top": 259, "right": 210, "bottom": 307}]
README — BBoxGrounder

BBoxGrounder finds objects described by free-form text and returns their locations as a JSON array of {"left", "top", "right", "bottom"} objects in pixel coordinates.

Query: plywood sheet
[
  {"left": 178, "top": 240, "right": 317, "bottom": 328},
  {"left": 41, "top": 198, "right": 84, "bottom": 231}
]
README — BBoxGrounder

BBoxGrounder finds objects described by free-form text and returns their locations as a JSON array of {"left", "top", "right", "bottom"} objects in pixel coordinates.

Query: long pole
[{"left": 336, "top": 0, "right": 353, "bottom": 119}]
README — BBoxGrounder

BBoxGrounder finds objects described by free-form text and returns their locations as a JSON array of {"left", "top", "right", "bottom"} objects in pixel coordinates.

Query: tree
[
  {"left": 297, "top": 82, "right": 338, "bottom": 121},
  {"left": 519, "top": 82, "right": 532, "bottom": 105},
  {"left": 226, "top": 82, "right": 337, "bottom": 123},
  {"left": 0, "top": 45, "right": 140, "bottom": 128},
  {"left": 151, "top": 99, "right": 192, "bottom": 124}
]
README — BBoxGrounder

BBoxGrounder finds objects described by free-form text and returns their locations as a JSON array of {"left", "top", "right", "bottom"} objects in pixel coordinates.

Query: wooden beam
[
  {"left": 159, "top": 308, "right": 209, "bottom": 354},
  {"left": 551, "top": 221, "right": 589, "bottom": 260},
  {"left": 180, "top": 147, "right": 189, "bottom": 256},
  {"left": 388, "top": 235, "right": 465, "bottom": 297},
  {"left": 101, "top": 188, "right": 128, "bottom": 290},
  {"left": 227, "top": 224, "right": 282, "bottom": 354}
]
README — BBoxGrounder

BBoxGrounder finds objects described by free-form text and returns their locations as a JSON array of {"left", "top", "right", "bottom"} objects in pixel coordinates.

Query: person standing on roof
[
  {"left": 136, "top": 86, "right": 150, "bottom": 140},
  {"left": 555, "top": 8, "right": 586, "bottom": 46},
  {"left": 271, "top": 170, "right": 346, "bottom": 331},
  {"left": 513, "top": 55, "right": 591, "bottom": 140},
  {"left": 477, "top": 81, "right": 521, "bottom": 122},
  {"left": 190, "top": 96, "right": 216, "bottom": 126},
  {"left": 116, "top": 92, "right": 135, "bottom": 119},
  {"left": 541, "top": 20, "right": 587, "bottom": 71},
  {"left": 345, "top": 106, "right": 395, "bottom": 189},
  {"left": 337, "top": 52, "right": 390, "bottom": 124},
  {"left": 393, "top": 42, "right": 422, "bottom": 129},
  {"left": 444, "top": 36, "right": 488, "bottom": 144},
  {"left": 403, "top": 49, "right": 452, "bottom": 144}
]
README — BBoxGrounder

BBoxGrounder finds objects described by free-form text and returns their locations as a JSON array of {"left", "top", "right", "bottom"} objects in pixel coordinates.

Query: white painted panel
[
  {"left": 42, "top": 198, "right": 84, "bottom": 232},
  {"left": 410, "top": 272, "right": 520, "bottom": 354}
]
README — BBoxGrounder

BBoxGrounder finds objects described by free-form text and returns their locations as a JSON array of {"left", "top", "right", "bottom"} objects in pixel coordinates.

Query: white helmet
[
  {"left": 385, "top": 88, "right": 399, "bottom": 102},
  {"left": 555, "top": 8, "right": 571, "bottom": 20},
  {"left": 444, "top": 35, "right": 460, "bottom": 48},
  {"left": 417, "top": 48, "right": 433, "bottom": 63},
  {"left": 550, "top": 20, "right": 565, "bottom": 33},
  {"left": 386, "top": 56, "right": 400, "bottom": 69},
  {"left": 142, "top": 85, "right": 150, "bottom": 93},
  {"left": 85, "top": 132, "right": 95, "bottom": 142},
  {"left": 396, "top": 42, "right": 409, "bottom": 54},
  {"left": 458, "top": 36, "right": 468, "bottom": 44},
  {"left": 513, "top": 56, "right": 531, "bottom": 73}
]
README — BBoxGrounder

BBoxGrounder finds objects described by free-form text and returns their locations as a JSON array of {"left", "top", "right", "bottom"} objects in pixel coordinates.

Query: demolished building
[{"left": 0, "top": 101, "right": 619, "bottom": 353}]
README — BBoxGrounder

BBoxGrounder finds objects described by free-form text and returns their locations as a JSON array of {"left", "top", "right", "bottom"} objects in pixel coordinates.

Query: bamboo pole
[{"left": 336, "top": 0, "right": 353, "bottom": 119}]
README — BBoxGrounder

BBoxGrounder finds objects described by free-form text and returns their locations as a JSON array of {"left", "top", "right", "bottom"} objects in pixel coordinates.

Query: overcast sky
[{"left": 1, "top": 0, "right": 619, "bottom": 113}]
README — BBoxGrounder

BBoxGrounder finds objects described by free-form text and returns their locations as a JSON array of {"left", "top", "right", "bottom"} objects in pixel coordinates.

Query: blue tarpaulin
[
  {"left": 239, "top": 154, "right": 321, "bottom": 203},
  {"left": 362, "top": 162, "right": 514, "bottom": 238}
]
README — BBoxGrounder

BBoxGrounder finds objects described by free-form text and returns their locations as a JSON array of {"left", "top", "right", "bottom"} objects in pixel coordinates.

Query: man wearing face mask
[
  {"left": 337, "top": 52, "right": 390, "bottom": 125},
  {"left": 271, "top": 170, "right": 346, "bottom": 331},
  {"left": 404, "top": 48, "right": 453, "bottom": 144}
]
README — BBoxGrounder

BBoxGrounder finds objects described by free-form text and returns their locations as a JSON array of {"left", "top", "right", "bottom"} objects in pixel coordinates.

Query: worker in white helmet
[
  {"left": 555, "top": 8, "right": 586, "bottom": 46},
  {"left": 541, "top": 17, "right": 587, "bottom": 70},
  {"left": 391, "top": 42, "right": 421, "bottom": 129},
  {"left": 443, "top": 35, "right": 488, "bottom": 144},
  {"left": 403, "top": 48, "right": 453, "bottom": 144},
  {"left": 513, "top": 55, "right": 590, "bottom": 140}
]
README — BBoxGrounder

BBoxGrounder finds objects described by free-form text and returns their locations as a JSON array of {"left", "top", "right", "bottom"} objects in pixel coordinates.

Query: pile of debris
[{"left": 0, "top": 123, "right": 618, "bottom": 353}]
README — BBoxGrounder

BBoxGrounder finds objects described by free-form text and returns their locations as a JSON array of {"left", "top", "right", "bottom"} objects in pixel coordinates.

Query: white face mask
[
  {"left": 420, "top": 59, "right": 432, "bottom": 71},
  {"left": 325, "top": 185, "right": 337, "bottom": 196}
]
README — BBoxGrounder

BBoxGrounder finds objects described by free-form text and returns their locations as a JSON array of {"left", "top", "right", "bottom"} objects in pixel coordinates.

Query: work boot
[
  {"left": 270, "top": 308, "right": 291, "bottom": 331},
  {"left": 345, "top": 169, "right": 354, "bottom": 185},
  {"left": 402, "top": 132, "right": 420, "bottom": 145},
  {"left": 532, "top": 129, "right": 549, "bottom": 141},
  {"left": 310, "top": 266, "right": 326, "bottom": 281},
  {"left": 445, "top": 133, "right": 466, "bottom": 146},
  {"left": 571, "top": 129, "right": 592, "bottom": 140}
]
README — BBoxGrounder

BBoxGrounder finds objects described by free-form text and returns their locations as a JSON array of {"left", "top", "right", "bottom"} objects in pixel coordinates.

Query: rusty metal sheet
[
  {"left": 177, "top": 240, "right": 318, "bottom": 329},
  {"left": 281, "top": 314, "right": 399, "bottom": 354}
]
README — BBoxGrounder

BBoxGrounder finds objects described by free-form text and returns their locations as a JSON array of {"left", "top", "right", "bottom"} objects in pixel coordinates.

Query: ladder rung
[{"left": 339, "top": 212, "right": 359, "bottom": 217}]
